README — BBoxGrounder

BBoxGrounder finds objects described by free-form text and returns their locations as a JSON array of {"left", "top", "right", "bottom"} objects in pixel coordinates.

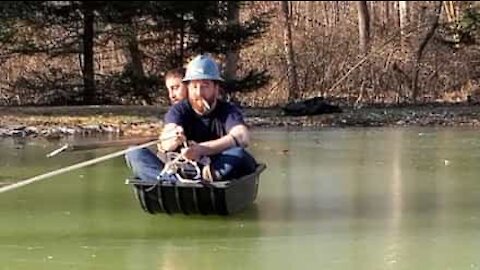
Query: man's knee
[
  {"left": 227, "top": 147, "right": 256, "bottom": 164},
  {"left": 218, "top": 147, "right": 257, "bottom": 173},
  {"left": 125, "top": 147, "right": 159, "bottom": 168},
  {"left": 124, "top": 147, "right": 165, "bottom": 181},
  {"left": 125, "top": 147, "right": 144, "bottom": 163},
  {"left": 223, "top": 146, "right": 248, "bottom": 157}
]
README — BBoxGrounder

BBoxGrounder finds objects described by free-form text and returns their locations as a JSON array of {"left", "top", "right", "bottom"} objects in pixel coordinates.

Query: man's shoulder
[
  {"left": 168, "top": 100, "right": 191, "bottom": 113},
  {"left": 165, "top": 100, "right": 192, "bottom": 123}
]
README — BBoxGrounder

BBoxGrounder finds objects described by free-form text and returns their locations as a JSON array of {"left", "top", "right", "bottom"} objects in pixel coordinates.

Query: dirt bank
[{"left": 1, "top": 103, "right": 479, "bottom": 138}]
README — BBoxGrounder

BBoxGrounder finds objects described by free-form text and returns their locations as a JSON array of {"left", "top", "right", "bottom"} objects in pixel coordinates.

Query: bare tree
[
  {"left": 382, "top": 1, "right": 390, "bottom": 30},
  {"left": 411, "top": 1, "right": 443, "bottom": 103},
  {"left": 280, "top": 1, "right": 299, "bottom": 101},
  {"left": 356, "top": 1, "right": 370, "bottom": 107},
  {"left": 399, "top": 1, "right": 409, "bottom": 50},
  {"left": 123, "top": 20, "right": 150, "bottom": 103},
  {"left": 82, "top": 2, "right": 96, "bottom": 105},
  {"left": 357, "top": 1, "right": 370, "bottom": 55},
  {"left": 225, "top": 1, "right": 239, "bottom": 81},
  {"left": 3, "top": 1, "right": 480, "bottom": 107}
]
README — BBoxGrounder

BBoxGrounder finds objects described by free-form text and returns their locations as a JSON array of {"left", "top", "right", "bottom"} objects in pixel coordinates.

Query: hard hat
[{"left": 183, "top": 54, "right": 224, "bottom": 82}]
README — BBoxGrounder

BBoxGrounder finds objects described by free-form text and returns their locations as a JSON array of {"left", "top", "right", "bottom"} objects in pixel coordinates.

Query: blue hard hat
[{"left": 183, "top": 54, "right": 224, "bottom": 82}]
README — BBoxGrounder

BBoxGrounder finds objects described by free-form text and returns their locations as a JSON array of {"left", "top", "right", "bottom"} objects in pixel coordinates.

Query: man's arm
[
  {"left": 159, "top": 102, "right": 187, "bottom": 152},
  {"left": 199, "top": 124, "right": 249, "bottom": 154},
  {"left": 158, "top": 123, "right": 186, "bottom": 152},
  {"left": 228, "top": 124, "right": 250, "bottom": 147},
  {"left": 182, "top": 124, "right": 250, "bottom": 161}
]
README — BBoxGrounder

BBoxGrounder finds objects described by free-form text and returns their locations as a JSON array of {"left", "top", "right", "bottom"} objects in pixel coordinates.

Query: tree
[
  {"left": 167, "top": 1, "right": 271, "bottom": 95},
  {"left": 357, "top": 1, "right": 370, "bottom": 55},
  {"left": 356, "top": 1, "right": 370, "bottom": 107},
  {"left": 411, "top": 1, "right": 443, "bottom": 102},
  {"left": 100, "top": 1, "right": 156, "bottom": 104},
  {"left": 81, "top": 2, "right": 95, "bottom": 105},
  {"left": 399, "top": 1, "right": 409, "bottom": 50},
  {"left": 0, "top": 1, "right": 106, "bottom": 104},
  {"left": 224, "top": 1, "right": 240, "bottom": 82},
  {"left": 281, "top": 1, "right": 299, "bottom": 102}
]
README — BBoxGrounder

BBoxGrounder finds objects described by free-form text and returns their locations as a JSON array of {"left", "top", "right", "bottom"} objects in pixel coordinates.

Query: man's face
[
  {"left": 187, "top": 80, "right": 218, "bottom": 114},
  {"left": 166, "top": 76, "right": 187, "bottom": 105}
]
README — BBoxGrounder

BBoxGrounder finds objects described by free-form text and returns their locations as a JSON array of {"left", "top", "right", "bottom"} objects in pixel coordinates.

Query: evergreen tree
[
  {"left": 0, "top": 1, "right": 271, "bottom": 105},
  {"left": 149, "top": 1, "right": 272, "bottom": 96}
]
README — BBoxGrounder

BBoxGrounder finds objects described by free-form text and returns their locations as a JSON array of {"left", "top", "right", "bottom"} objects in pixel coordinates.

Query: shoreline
[{"left": 1, "top": 104, "right": 480, "bottom": 138}]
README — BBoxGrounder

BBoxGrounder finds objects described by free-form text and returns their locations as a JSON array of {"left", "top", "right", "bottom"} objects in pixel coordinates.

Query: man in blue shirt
[{"left": 126, "top": 54, "right": 257, "bottom": 182}]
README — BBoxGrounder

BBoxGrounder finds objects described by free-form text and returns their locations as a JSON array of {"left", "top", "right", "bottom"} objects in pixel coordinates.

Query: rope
[
  {"left": 157, "top": 143, "right": 204, "bottom": 184},
  {"left": 0, "top": 139, "right": 160, "bottom": 194},
  {"left": 141, "top": 148, "right": 203, "bottom": 192}
]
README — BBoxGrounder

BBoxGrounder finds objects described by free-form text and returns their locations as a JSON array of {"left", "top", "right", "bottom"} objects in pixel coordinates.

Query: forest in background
[{"left": 1, "top": 1, "right": 480, "bottom": 108}]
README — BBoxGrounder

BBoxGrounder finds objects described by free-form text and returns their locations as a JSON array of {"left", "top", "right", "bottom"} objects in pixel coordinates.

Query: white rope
[
  {"left": 157, "top": 146, "right": 202, "bottom": 184},
  {"left": 0, "top": 139, "right": 160, "bottom": 194}
]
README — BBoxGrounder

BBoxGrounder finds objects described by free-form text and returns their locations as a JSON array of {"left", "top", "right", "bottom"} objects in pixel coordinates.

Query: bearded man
[{"left": 126, "top": 54, "right": 257, "bottom": 182}]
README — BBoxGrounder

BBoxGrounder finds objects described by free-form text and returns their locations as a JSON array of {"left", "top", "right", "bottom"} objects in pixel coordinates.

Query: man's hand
[
  {"left": 158, "top": 124, "right": 186, "bottom": 152},
  {"left": 181, "top": 142, "right": 208, "bottom": 161}
]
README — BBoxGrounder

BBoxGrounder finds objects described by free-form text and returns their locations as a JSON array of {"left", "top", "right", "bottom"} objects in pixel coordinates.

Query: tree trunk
[
  {"left": 196, "top": 10, "right": 206, "bottom": 54},
  {"left": 179, "top": 15, "right": 185, "bottom": 62},
  {"left": 443, "top": 1, "right": 456, "bottom": 23},
  {"left": 357, "top": 1, "right": 370, "bottom": 56},
  {"left": 382, "top": 1, "right": 390, "bottom": 30},
  {"left": 126, "top": 22, "right": 145, "bottom": 80},
  {"left": 224, "top": 1, "right": 239, "bottom": 82},
  {"left": 411, "top": 1, "right": 443, "bottom": 103},
  {"left": 82, "top": 2, "right": 95, "bottom": 105},
  {"left": 281, "top": 1, "right": 299, "bottom": 101},
  {"left": 356, "top": 1, "right": 370, "bottom": 107},
  {"left": 369, "top": 1, "right": 375, "bottom": 37},
  {"left": 322, "top": 1, "right": 329, "bottom": 28},
  {"left": 398, "top": 1, "right": 409, "bottom": 50},
  {"left": 125, "top": 20, "right": 150, "bottom": 104}
]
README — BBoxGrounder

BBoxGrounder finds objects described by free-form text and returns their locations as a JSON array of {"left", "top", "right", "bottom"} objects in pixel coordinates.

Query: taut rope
[{"left": 0, "top": 139, "right": 160, "bottom": 194}]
